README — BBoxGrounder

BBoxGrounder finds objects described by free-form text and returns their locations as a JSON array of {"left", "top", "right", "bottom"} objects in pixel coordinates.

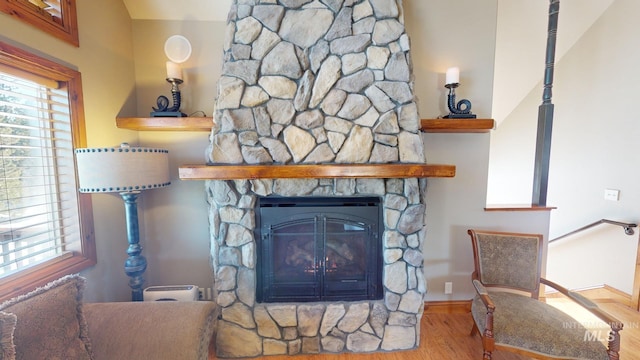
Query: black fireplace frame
[{"left": 255, "top": 196, "right": 383, "bottom": 303}]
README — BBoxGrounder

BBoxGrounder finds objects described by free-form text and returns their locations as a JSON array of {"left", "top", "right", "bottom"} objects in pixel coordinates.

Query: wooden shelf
[
  {"left": 116, "top": 117, "right": 212, "bottom": 131},
  {"left": 420, "top": 119, "right": 495, "bottom": 133},
  {"left": 179, "top": 163, "right": 456, "bottom": 181},
  {"left": 116, "top": 117, "right": 494, "bottom": 134}
]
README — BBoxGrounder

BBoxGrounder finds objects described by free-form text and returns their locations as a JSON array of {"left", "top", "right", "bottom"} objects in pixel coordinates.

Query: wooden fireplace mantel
[{"left": 178, "top": 163, "right": 455, "bottom": 180}]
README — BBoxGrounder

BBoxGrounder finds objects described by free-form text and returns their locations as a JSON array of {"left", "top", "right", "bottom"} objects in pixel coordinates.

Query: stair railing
[{"left": 550, "top": 219, "right": 637, "bottom": 243}]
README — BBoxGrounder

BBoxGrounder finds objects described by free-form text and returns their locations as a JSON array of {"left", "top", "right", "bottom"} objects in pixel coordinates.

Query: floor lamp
[{"left": 75, "top": 143, "right": 170, "bottom": 301}]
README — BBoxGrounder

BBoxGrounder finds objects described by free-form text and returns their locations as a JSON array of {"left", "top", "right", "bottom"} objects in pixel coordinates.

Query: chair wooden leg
[
  {"left": 481, "top": 335, "right": 494, "bottom": 360},
  {"left": 470, "top": 323, "right": 492, "bottom": 359},
  {"left": 470, "top": 322, "right": 495, "bottom": 360},
  {"left": 482, "top": 311, "right": 495, "bottom": 360},
  {"left": 470, "top": 322, "right": 479, "bottom": 336},
  {"left": 607, "top": 328, "right": 621, "bottom": 360}
]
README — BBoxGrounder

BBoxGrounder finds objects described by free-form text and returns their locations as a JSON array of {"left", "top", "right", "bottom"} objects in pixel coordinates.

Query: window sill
[{"left": 0, "top": 252, "right": 96, "bottom": 302}]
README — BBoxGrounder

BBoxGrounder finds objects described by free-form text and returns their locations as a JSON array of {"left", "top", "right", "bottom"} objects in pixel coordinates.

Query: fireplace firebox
[{"left": 256, "top": 197, "right": 383, "bottom": 303}]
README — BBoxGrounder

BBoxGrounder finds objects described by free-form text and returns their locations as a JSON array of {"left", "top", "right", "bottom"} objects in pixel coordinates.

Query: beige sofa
[{"left": 0, "top": 275, "right": 217, "bottom": 360}]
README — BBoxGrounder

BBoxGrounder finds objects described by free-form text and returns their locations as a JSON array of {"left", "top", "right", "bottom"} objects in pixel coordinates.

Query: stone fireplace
[{"left": 205, "top": 0, "right": 429, "bottom": 357}]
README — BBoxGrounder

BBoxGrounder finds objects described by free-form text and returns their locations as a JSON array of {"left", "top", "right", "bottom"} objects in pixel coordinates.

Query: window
[
  {"left": 0, "top": 0, "right": 79, "bottom": 47},
  {"left": 0, "top": 41, "right": 95, "bottom": 301}
]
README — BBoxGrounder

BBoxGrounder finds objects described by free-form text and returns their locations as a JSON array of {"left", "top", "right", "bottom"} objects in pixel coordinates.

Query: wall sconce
[
  {"left": 443, "top": 67, "right": 476, "bottom": 119},
  {"left": 151, "top": 35, "right": 192, "bottom": 117}
]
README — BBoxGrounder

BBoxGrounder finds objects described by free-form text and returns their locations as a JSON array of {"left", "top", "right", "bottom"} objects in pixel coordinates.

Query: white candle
[
  {"left": 166, "top": 61, "right": 182, "bottom": 80},
  {"left": 445, "top": 67, "right": 460, "bottom": 85}
]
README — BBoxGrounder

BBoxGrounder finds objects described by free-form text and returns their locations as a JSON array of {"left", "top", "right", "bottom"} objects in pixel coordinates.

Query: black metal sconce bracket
[
  {"left": 444, "top": 83, "right": 476, "bottom": 119},
  {"left": 151, "top": 78, "right": 186, "bottom": 117}
]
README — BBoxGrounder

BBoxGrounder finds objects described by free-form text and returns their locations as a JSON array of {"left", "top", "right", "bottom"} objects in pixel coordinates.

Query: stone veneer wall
[
  {"left": 206, "top": 0, "right": 428, "bottom": 357},
  {"left": 208, "top": 178, "right": 427, "bottom": 357}
]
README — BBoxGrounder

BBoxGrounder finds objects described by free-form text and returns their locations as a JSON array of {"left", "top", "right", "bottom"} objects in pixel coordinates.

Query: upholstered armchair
[{"left": 468, "top": 229, "right": 623, "bottom": 360}]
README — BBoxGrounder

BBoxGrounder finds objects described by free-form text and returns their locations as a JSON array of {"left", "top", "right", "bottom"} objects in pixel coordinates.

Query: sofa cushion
[
  {"left": 0, "top": 275, "right": 93, "bottom": 360},
  {"left": 0, "top": 312, "right": 16, "bottom": 360},
  {"left": 83, "top": 301, "right": 217, "bottom": 360}
]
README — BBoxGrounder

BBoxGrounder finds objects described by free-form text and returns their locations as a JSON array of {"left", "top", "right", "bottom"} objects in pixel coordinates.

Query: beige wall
[
  {"left": 128, "top": 20, "right": 226, "bottom": 294},
  {"left": 546, "top": 0, "right": 640, "bottom": 237},
  {"left": 0, "top": 0, "right": 554, "bottom": 302},
  {"left": 488, "top": 0, "right": 640, "bottom": 293},
  {"left": 405, "top": 0, "right": 496, "bottom": 119},
  {"left": 547, "top": 0, "right": 640, "bottom": 290},
  {"left": 488, "top": 0, "right": 640, "bottom": 240},
  {"left": 405, "top": 0, "right": 551, "bottom": 301},
  {"left": 127, "top": 0, "right": 542, "bottom": 303},
  {"left": 0, "top": 1, "right": 139, "bottom": 301},
  {"left": 487, "top": 0, "right": 617, "bottom": 205}
]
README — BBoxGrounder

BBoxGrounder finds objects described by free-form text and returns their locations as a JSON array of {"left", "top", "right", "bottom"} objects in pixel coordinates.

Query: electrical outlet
[
  {"left": 604, "top": 189, "right": 620, "bottom": 201},
  {"left": 444, "top": 282, "right": 453, "bottom": 294},
  {"left": 198, "top": 287, "right": 213, "bottom": 301}
]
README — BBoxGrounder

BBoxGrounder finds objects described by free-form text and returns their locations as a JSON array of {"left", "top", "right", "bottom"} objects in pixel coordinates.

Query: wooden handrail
[{"left": 550, "top": 219, "right": 637, "bottom": 243}]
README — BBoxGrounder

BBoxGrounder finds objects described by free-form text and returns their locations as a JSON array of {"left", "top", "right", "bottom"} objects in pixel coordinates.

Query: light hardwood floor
[{"left": 210, "top": 293, "right": 640, "bottom": 359}]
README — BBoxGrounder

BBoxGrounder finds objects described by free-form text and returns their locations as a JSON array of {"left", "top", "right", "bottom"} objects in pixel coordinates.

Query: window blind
[
  {"left": 0, "top": 69, "right": 81, "bottom": 277},
  {"left": 27, "top": 0, "right": 62, "bottom": 19}
]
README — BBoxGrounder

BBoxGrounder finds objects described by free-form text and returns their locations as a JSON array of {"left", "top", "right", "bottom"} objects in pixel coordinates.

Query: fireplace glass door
[{"left": 257, "top": 197, "right": 383, "bottom": 303}]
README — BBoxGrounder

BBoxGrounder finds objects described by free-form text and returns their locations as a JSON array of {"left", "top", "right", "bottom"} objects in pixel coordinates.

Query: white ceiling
[{"left": 122, "top": 0, "right": 232, "bottom": 21}]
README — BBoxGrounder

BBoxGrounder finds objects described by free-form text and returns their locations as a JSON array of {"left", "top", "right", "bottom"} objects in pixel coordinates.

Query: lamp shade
[{"left": 75, "top": 144, "right": 170, "bottom": 193}]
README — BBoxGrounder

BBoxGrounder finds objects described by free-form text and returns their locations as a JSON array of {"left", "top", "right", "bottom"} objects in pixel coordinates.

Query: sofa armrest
[{"left": 83, "top": 301, "right": 217, "bottom": 360}]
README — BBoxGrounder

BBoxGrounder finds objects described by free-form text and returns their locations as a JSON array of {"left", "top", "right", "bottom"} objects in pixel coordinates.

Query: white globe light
[{"left": 164, "top": 35, "right": 192, "bottom": 63}]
